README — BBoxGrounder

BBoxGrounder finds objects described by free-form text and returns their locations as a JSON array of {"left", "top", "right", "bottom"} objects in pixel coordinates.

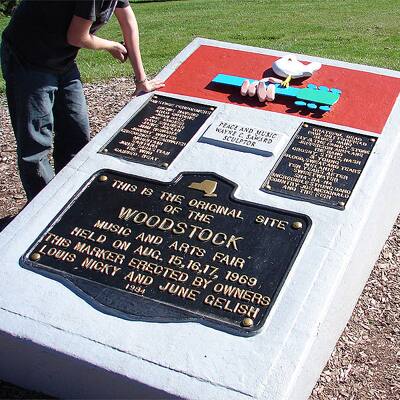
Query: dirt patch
[{"left": 0, "top": 78, "right": 399, "bottom": 399}]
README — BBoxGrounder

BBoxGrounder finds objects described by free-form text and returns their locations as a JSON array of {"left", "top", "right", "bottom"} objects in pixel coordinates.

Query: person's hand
[
  {"left": 107, "top": 41, "right": 128, "bottom": 62},
  {"left": 134, "top": 78, "right": 165, "bottom": 96}
]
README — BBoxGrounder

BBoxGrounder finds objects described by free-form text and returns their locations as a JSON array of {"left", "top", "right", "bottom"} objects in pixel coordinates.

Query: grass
[{"left": 0, "top": 0, "right": 399, "bottom": 92}]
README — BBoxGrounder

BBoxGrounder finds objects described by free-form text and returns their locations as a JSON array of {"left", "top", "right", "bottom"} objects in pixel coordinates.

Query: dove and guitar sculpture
[{"left": 212, "top": 54, "right": 342, "bottom": 112}]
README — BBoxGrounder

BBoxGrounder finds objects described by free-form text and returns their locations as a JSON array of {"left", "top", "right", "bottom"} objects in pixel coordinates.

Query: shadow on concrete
[{"left": 0, "top": 379, "right": 52, "bottom": 399}]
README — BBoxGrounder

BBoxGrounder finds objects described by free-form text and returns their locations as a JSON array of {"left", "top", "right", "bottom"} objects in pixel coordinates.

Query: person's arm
[
  {"left": 114, "top": 5, "right": 165, "bottom": 94},
  {"left": 67, "top": 16, "right": 127, "bottom": 62}
]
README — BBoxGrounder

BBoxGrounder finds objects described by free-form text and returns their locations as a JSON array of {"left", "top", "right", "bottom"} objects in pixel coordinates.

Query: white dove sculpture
[
  {"left": 240, "top": 54, "right": 322, "bottom": 102},
  {"left": 272, "top": 54, "right": 322, "bottom": 87}
]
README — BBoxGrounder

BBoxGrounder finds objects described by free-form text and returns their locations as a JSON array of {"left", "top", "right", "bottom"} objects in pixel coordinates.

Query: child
[{"left": 1, "top": 0, "right": 164, "bottom": 201}]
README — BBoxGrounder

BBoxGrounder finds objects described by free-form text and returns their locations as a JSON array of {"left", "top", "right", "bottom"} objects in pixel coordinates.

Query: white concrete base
[
  {"left": 0, "top": 329, "right": 175, "bottom": 399},
  {"left": 0, "top": 39, "right": 399, "bottom": 399}
]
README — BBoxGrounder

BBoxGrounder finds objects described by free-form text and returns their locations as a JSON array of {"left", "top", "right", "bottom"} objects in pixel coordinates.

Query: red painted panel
[{"left": 160, "top": 45, "right": 400, "bottom": 134}]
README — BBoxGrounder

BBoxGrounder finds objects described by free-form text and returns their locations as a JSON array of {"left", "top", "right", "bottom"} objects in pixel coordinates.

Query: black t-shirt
[{"left": 2, "top": 0, "right": 129, "bottom": 73}]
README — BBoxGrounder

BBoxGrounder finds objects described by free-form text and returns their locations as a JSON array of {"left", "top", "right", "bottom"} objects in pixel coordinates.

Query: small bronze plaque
[
  {"left": 23, "top": 171, "right": 310, "bottom": 336},
  {"left": 100, "top": 95, "right": 215, "bottom": 168},
  {"left": 262, "top": 123, "right": 376, "bottom": 209}
]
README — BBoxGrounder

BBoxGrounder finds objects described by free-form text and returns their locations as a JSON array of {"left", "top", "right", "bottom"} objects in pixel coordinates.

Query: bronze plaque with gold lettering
[
  {"left": 262, "top": 123, "right": 376, "bottom": 209},
  {"left": 100, "top": 95, "right": 215, "bottom": 168},
  {"left": 23, "top": 171, "right": 310, "bottom": 336}
]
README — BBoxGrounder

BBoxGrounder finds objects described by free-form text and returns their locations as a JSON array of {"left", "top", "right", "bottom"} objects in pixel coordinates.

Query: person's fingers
[
  {"left": 151, "top": 78, "right": 164, "bottom": 83},
  {"left": 248, "top": 82, "right": 257, "bottom": 97},
  {"left": 110, "top": 42, "right": 127, "bottom": 62},
  {"left": 146, "top": 79, "right": 165, "bottom": 90},
  {"left": 150, "top": 79, "right": 165, "bottom": 85},
  {"left": 257, "top": 82, "right": 267, "bottom": 102},
  {"left": 110, "top": 49, "right": 126, "bottom": 62},
  {"left": 152, "top": 82, "right": 165, "bottom": 89},
  {"left": 265, "top": 84, "right": 276, "bottom": 101},
  {"left": 133, "top": 80, "right": 164, "bottom": 96},
  {"left": 241, "top": 80, "right": 250, "bottom": 96},
  {"left": 118, "top": 42, "right": 128, "bottom": 54}
]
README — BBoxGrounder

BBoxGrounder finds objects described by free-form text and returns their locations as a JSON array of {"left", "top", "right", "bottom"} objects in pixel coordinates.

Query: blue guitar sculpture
[{"left": 212, "top": 73, "right": 342, "bottom": 112}]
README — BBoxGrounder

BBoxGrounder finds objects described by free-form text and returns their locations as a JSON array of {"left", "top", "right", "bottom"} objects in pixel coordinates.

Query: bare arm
[
  {"left": 115, "top": 5, "right": 165, "bottom": 94},
  {"left": 67, "top": 16, "right": 127, "bottom": 62}
]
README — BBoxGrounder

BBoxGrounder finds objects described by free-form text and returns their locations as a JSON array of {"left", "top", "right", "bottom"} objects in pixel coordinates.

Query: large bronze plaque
[
  {"left": 100, "top": 95, "right": 215, "bottom": 168},
  {"left": 262, "top": 123, "right": 376, "bottom": 209},
  {"left": 23, "top": 171, "right": 310, "bottom": 336}
]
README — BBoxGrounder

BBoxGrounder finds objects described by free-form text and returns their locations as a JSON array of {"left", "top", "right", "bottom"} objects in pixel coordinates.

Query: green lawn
[{"left": 1, "top": 0, "right": 399, "bottom": 93}]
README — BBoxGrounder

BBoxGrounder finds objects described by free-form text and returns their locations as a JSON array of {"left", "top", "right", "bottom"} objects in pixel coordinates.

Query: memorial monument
[{"left": 0, "top": 38, "right": 399, "bottom": 399}]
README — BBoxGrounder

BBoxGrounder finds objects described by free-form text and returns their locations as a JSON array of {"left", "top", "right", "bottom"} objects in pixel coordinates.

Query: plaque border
[{"left": 21, "top": 169, "right": 312, "bottom": 337}]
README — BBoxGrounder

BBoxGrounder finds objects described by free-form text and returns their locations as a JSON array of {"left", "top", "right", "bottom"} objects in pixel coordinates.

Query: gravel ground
[{"left": 0, "top": 78, "right": 399, "bottom": 399}]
